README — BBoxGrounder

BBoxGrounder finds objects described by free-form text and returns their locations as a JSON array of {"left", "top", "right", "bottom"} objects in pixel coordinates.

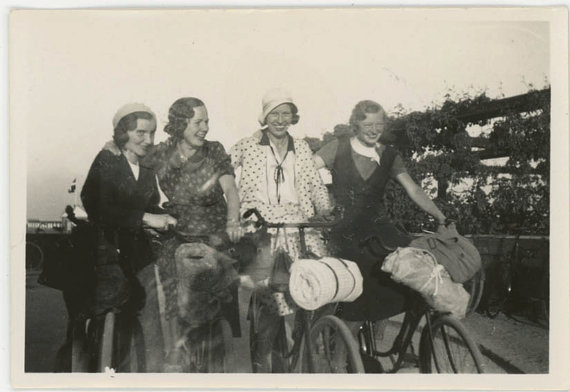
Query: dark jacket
[{"left": 81, "top": 150, "right": 163, "bottom": 274}]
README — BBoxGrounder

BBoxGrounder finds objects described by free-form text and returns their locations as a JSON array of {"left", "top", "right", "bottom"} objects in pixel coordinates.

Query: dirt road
[{"left": 24, "top": 268, "right": 548, "bottom": 374}]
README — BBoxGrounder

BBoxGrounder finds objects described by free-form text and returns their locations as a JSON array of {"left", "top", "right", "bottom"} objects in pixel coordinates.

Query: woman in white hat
[
  {"left": 79, "top": 103, "right": 178, "bottom": 372},
  {"left": 230, "top": 88, "right": 331, "bottom": 372}
]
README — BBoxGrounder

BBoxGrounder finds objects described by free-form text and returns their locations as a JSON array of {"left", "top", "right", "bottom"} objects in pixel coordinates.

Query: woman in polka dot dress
[{"left": 230, "top": 88, "right": 331, "bottom": 372}]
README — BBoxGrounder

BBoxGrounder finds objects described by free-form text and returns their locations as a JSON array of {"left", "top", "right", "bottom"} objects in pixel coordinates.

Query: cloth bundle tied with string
[
  {"left": 174, "top": 242, "right": 239, "bottom": 329},
  {"left": 381, "top": 247, "right": 470, "bottom": 319},
  {"left": 289, "top": 257, "right": 363, "bottom": 310}
]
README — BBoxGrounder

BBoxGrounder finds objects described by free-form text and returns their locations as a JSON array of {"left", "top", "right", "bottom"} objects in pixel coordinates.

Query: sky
[{"left": 11, "top": 9, "right": 551, "bottom": 220}]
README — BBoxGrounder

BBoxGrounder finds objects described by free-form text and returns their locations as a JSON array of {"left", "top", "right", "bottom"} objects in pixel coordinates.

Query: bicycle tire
[
  {"left": 71, "top": 319, "right": 90, "bottom": 372},
  {"left": 127, "top": 318, "right": 146, "bottom": 372},
  {"left": 248, "top": 299, "right": 295, "bottom": 373},
  {"left": 97, "top": 312, "right": 116, "bottom": 372},
  {"left": 419, "top": 314, "right": 484, "bottom": 374},
  {"left": 301, "top": 315, "right": 364, "bottom": 373},
  {"left": 463, "top": 269, "right": 485, "bottom": 316},
  {"left": 26, "top": 241, "right": 44, "bottom": 272},
  {"left": 206, "top": 318, "right": 233, "bottom": 372}
]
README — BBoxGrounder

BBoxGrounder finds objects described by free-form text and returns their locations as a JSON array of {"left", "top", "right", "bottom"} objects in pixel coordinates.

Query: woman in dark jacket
[
  {"left": 102, "top": 98, "right": 244, "bottom": 371},
  {"left": 80, "top": 103, "right": 177, "bottom": 372},
  {"left": 314, "top": 100, "right": 447, "bottom": 332}
]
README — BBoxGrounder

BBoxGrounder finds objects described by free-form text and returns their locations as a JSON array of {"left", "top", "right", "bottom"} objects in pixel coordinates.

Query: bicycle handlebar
[{"left": 241, "top": 208, "right": 341, "bottom": 230}]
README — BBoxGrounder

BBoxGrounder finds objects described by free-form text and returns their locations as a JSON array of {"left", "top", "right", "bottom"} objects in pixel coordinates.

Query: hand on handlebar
[
  {"left": 143, "top": 213, "right": 177, "bottom": 231},
  {"left": 437, "top": 219, "right": 457, "bottom": 234},
  {"left": 226, "top": 219, "right": 244, "bottom": 243}
]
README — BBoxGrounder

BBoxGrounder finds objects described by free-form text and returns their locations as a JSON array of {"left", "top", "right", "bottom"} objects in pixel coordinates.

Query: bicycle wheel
[
  {"left": 206, "top": 318, "right": 233, "bottom": 372},
  {"left": 248, "top": 301, "right": 294, "bottom": 373},
  {"left": 97, "top": 312, "right": 115, "bottom": 372},
  {"left": 26, "top": 241, "right": 44, "bottom": 272},
  {"left": 463, "top": 269, "right": 485, "bottom": 316},
  {"left": 71, "top": 319, "right": 90, "bottom": 372},
  {"left": 126, "top": 318, "right": 146, "bottom": 372},
  {"left": 301, "top": 315, "right": 364, "bottom": 373},
  {"left": 419, "top": 314, "right": 484, "bottom": 373}
]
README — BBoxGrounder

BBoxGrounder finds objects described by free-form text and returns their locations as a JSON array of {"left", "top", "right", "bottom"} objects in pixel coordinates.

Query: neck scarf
[{"left": 268, "top": 143, "right": 290, "bottom": 204}]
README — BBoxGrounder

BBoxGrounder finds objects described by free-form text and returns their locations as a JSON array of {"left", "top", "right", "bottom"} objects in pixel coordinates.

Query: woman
[
  {"left": 147, "top": 98, "right": 242, "bottom": 241},
  {"left": 230, "top": 88, "right": 331, "bottom": 372},
  {"left": 146, "top": 98, "right": 244, "bottom": 345},
  {"left": 80, "top": 103, "right": 177, "bottom": 372},
  {"left": 314, "top": 99, "right": 447, "bottom": 332},
  {"left": 103, "top": 98, "right": 244, "bottom": 370}
]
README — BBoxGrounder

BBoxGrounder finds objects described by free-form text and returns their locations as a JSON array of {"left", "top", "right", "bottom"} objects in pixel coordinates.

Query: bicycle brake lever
[{"left": 242, "top": 208, "right": 266, "bottom": 228}]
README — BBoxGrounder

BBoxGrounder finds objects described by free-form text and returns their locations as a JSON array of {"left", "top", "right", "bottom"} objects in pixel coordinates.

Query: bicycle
[
  {"left": 483, "top": 235, "right": 549, "bottom": 328},
  {"left": 154, "top": 229, "right": 242, "bottom": 373},
  {"left": 71, "top": 304, "right": 146, "bottom": 373},
  {"left": 357, "top": 230, "right": 486, "bottom": 374},
  {"left": 61, "top": 207, "right": 146, "bottom": 373},
  {"left": 463, "top": 268, "right": 485, "bottom": 316},
  {"left": 245, "top": 208, "right": 365, "bottom": 373},
  {"left": 26, "top": 241, "right": 44, "bottom": 272}
]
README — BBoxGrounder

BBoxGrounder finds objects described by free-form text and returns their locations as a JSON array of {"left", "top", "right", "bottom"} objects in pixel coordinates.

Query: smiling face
[
  {"left": 182, "top": 105, "right": 209, "bottom": 148},
  {"left": 265, "top": 103, "right": 293, "bottom": 139},
  {"left": 355, "top": 111, "right": 387, "bottom": 147},
  {"left": 123, "top": 118, "right": 156, "bottom": 157}
]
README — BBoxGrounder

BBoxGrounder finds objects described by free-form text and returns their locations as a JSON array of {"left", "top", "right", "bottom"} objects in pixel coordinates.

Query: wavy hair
[
  {"left": 348, "top": 100, "right": 388, "bottom": 133},
  {"left": 164, "top": 97, "right": 206, "bottom": 140}
]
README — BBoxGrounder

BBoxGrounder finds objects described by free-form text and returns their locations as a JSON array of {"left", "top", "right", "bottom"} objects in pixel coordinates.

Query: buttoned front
[{"left": 230, "top": 129, "right": 331, "bottom": 319}]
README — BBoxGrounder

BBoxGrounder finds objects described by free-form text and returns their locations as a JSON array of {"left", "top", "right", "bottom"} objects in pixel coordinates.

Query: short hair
[
  {"left": 349, "top": 100, "right": 388, "bottom": 132},
  {"left": 164, "top": 97, "right": 206, "bottom": 139},
  {"left": 287, "top": 103, "right": 300, "bottom": 125},
  {"left": 113, "top": 111, "right": 156, "bottom": 148}
]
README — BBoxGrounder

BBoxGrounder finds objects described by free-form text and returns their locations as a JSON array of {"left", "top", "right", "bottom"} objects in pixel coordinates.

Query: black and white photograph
[{"left": 9, "top": 4, "right": 569, "bottom": 390}]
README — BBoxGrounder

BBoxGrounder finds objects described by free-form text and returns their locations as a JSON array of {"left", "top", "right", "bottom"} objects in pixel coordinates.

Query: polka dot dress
[{"left": 230, "top": 131, "right": 331, "bottom": 316}]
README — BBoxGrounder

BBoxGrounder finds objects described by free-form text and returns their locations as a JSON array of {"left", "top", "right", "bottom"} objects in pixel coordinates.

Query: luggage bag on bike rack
[{"left": 382, "top": 247, "right": 470, "bottom": 319}]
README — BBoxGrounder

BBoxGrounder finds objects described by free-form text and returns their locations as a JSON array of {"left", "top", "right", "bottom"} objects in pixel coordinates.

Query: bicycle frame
[
  {"left": 359, "top": 298, "right": 429, "bottom": 373},
  {"left": 244, "top": 208, "right": 343, "bottom": 373}
]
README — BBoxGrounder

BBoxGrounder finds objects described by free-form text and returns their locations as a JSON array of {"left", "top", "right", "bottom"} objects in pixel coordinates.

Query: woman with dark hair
[
  {"left": 146, "top": 98, "right": 243, "bottom": 345},
  {"left": 314, "top": 99, "right": 447, "bottom": 334},
  {"left": 104, "top": 98, "right": 244, "bottom": 370},
  {"left": 148, "top": 98, "right": 241, "bottom": 242},
  {"left": 80, "top": 103, "right": 177, "bottom": 372}
]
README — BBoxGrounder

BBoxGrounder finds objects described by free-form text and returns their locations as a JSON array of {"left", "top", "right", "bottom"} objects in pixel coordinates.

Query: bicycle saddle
[{"left": 360, "top": 236, "right": 398, "bottom": 256}]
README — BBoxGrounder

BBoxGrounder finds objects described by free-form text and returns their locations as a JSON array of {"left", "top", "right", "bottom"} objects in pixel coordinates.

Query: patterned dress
[
  {"left": 230, "top": 130, "right": 331, "bottom": 315},
  {"left": 143, "top": 138, "right": 236, "bottom": 321}
]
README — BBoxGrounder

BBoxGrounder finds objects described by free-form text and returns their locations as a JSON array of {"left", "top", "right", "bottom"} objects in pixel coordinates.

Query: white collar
[{"left": 350, "top": 137, "right": 380, "bottom": 164}]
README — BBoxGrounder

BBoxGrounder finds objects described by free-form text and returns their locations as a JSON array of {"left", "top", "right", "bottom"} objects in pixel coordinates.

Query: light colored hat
[
  {"left": 112, "top": 103, "right": 156, "bottom": 129},
  {"left": 258, "top": 88, "right": 297, "bottom": 126}
]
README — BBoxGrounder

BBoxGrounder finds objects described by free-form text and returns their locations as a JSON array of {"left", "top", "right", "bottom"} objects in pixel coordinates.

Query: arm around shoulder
[{"left": 314, "top": 138, "right": 339, "bottom": 170}]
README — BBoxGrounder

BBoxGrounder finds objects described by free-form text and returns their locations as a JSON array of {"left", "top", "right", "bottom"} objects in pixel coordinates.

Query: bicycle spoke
[
  {"left": 304, "top": 315, "right": 364, "bottom": 373},
  {"left": 429, "top": 323, "right": 480, "bottom": 373}
]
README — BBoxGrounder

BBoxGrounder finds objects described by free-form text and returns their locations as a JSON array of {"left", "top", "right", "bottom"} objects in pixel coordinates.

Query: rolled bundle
[
  {"left": 289, "top": 257, "right": 363, "bottom": 310},
  {"left": 174, "top": 242, "right": 239, "bottom": 327},
  {"left": 381, "top": 247, "right": 470, "bottom": 319}
]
